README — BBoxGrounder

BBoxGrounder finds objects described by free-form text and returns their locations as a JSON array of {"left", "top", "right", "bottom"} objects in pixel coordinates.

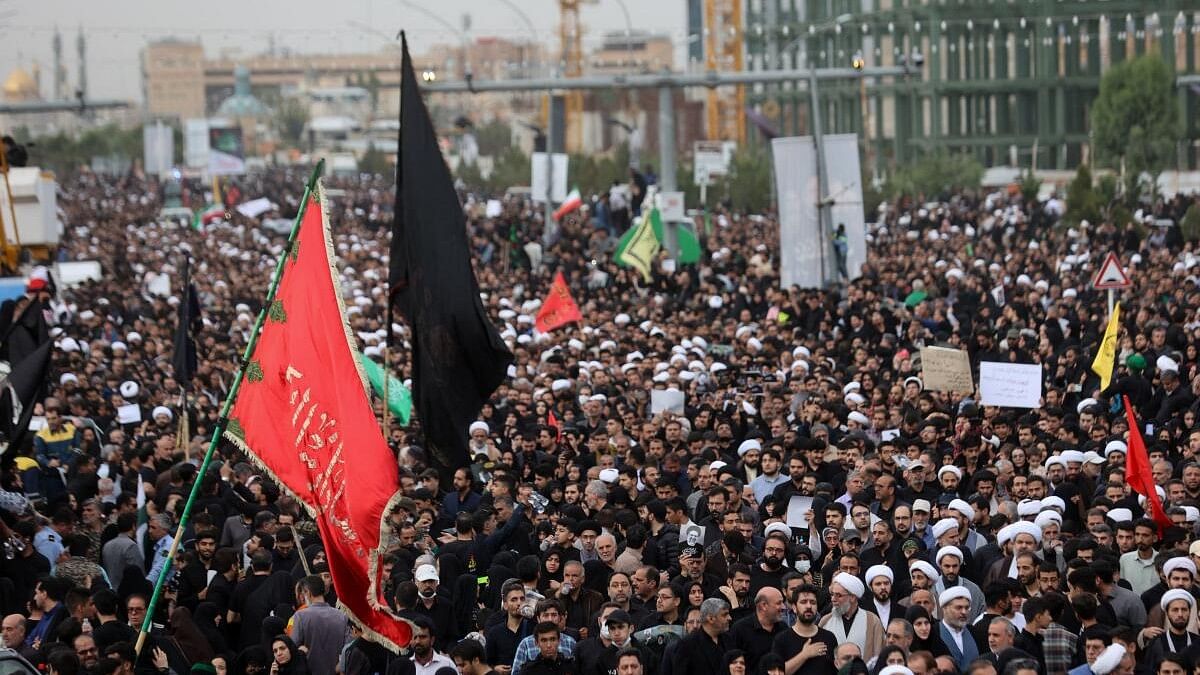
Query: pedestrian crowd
[{"left": 1, "top": 165, "right": 1200, "bottom": 675}]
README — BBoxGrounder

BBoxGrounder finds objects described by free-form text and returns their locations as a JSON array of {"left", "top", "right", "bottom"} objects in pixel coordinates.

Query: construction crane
[
  {"left": 558, "top": 0, "right": 594, "bottom": 153},
  {"left": 705, "top": 0, "right": 745, "bottom": 144}
]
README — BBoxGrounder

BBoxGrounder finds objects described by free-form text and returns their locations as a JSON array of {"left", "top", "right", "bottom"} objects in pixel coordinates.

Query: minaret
[
  {"left": 76, "top": 27, "right": 86, "bottom": 101},
  {"left": 52, "top": 27, "right": 64, "bottom": 100}
]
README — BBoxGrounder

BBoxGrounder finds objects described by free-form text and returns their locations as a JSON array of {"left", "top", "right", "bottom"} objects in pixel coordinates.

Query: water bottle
[{"left": 82, "top": 618, "right": 92, "bottom": 635}]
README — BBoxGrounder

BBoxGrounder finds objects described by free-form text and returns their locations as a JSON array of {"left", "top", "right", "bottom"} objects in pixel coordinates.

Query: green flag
[
  {"left": 647, "top": 209, "right": 701, "bottom": 265},
  {"left": 614, "top": 213, "right": 660, "bottom": 282},
  {"left": 357, "top": 351, "right": 412, "bottom": 425}
]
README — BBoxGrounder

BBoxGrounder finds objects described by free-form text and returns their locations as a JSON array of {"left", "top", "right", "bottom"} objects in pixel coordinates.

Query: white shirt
[
  {"left": 412, "top": 652, "right": 457, "bottom": 675},
  {"left": 942, "top": 621, "right": 965, "bottom": 652}
]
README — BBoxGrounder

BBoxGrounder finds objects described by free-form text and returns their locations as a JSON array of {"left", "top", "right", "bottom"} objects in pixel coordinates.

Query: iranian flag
[
  {"left": 192, "top": 203, "right": 224, "bottom": 230},
  {"left": 553, "top": 187, "right": 583, "bottom": 221}
]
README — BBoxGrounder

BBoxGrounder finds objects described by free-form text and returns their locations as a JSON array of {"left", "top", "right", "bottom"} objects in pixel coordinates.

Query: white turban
[
  {"left": 866, "top": 565, "right": 894, "bottom": 585},
  {"left": 936, "top": 546, "right": 964, "bottom": 565},
  {"left": 1092, "top": 644, "right": 1126, "bottom": 675},
  {"left": 938, "top": 586, "right": 971, "bottom": 607},
  {"left": 1017, "top": 499, "right": 1042, "bottom": 517},
  {"left": 1163, "top": 557, "right": 1197, "bottom": 578},
  {"left": 1045, "top": 456, "right": 1067, "bottom": 469},
  {"left": 937, "top": 466, "right": 962, "bottom": 480},
  {"left": 1104, "top": 440, "right": 1128, "bottom": 456},
  {"left": 1042, "top": 496, "right": 1066, "bottom": 512},
  {"left": 1010, "top": 521, "right": 1042, "bottom": 544},
  {"left": 1061, "top": 450, "right": 1085, "bottom": 464},
  {"left": 833, "top": 572, "right": 865, "bottom": 598},
  {"left": 151, "top": 406, "right": 173, "bottom": 421},
  {"left": 1106, "top": 508, "right": 1133, "bottom": 523},
  {"left": 119, "top": 380, "right": 139, "bottom": 399},
  {"left": 931, "top": 518, "right": 959, "bottom": 539},
  {"left": 1034, "top": 511, "right": 1062, "bottom": 529},
  {"left": 997, "top": 524, "right": 1016, "bottom": 546},
  {"left": 879, "top": 667, "right": 914, "bottom": 675},
  {"left": 468, "top": 421, "right": 489, "bottom": 435},
  {"left": 909, "top": 560, "right": 939, "bottom": 582},
  {"left": 948, "top": 499, "right": 975, "bottom": 521},
  {"left": 738, "top": 439, "right": 762, "bottom": 457},
  {"left": 1162, "top": 588, "right": 1197, "bottom": 611}
]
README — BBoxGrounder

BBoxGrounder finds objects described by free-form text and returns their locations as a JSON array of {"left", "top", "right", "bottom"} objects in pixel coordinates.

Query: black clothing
[
  {"left": 669, "top": 629, "right": 728, "bottom": 675},
  {"left": 728, "top": 615, "right": 786, "bottom": 673},
  {"left": 772, "top": 626, "right": 839, "bottom": 675}
]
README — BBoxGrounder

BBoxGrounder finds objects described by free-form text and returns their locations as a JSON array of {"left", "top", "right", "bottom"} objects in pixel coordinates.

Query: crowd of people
[{"left": 0, "top": 161, "right": 1198, "bottom": 675}]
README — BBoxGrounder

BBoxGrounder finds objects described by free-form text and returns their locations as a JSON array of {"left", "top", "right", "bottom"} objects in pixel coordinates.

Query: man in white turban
[
  {"left": 818, "top": 572, "right": 885, "bottom": 663},
  {"left": 1143, "top": 589, "right": 1199, "bottom": 665},
  {"left": 938, "top": 586, "right": 980, "bottom": 670},
  {"left": 933, "top": 546, "right": 985, "bottom": 620}
]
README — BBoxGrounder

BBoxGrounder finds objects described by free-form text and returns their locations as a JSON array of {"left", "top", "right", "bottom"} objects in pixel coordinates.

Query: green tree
[
  {"left": 474, "top": 120, "right": 514, "bottom": 157},
  {"left": 717, "top": 146, "right": 773, "bottom": 212},
  {"left": 28, "top": 123, "right": 143, "bottom": 175},
  {"left": 486, "top": 146, "right": 531, "bottom": 194},
  {"left": 455, "top": 159, "right": 486, "bottom": 192},
  {"left": 274, "top": 97, "right": 310, "bottom": 145},
  {"left": 885, "top": 152, "right": 984, "bottom": 200},
  {"left": 1181, "top": 203, "right": 1200, "bottom": 243},
  {"left": 1064, "top": 165, "right": 1103, "bottom": 226},
  {"left": 359, "top": 145, "right": 390, "bottom": 176},
  {"left": 1091, "top": 54, "right": 1182, "bottom": 199}
]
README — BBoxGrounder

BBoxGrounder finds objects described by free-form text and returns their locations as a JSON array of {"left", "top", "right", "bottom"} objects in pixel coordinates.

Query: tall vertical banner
[
  {"left": 772, "top": 134, "right": 867, "bottom": 288},
  {"left": 142, "top": 122, "right": 174, "bottom": 177},
  {"left": 184, "top": 119, "right": 210, "bottom": 170},
  {"left": 223, "top": 183, "right": 411, "bottom": 650},
  {"left": 208, "top": 125, "right": 246, "bottom": 176}
]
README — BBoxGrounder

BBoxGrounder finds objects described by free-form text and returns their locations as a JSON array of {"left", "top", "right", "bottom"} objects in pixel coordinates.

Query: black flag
[
  {"left": 0, "top": 339, "right": 51, "bottom": 456},
  {"left": 389, "top": 33, "right": 513, "bottom": 473},
  {"left": 171, "top": 257, "right": 201, "bottom": 387}
]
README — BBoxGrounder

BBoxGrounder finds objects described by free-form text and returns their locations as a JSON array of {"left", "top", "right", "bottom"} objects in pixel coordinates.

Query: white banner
[
  {"left": 531, "top": 152, "right": 568, "bottom": 203},
  {"left": 184, "top": 119, "right": 209, "bottom": 170},
  {"left": 980, "top": 361, "right": 1043, "bottom": 408},
  {"left": 142, "top": 123, "right": 174, "bottom": 176}
]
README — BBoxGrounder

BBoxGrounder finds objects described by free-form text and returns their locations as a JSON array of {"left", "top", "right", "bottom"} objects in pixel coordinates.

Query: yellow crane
[
  {"left": 558, "top": 0, "right": 594, "bottom": 153},
  {"left": 705, "top": 0, "right": 745, "bottom": 144}
]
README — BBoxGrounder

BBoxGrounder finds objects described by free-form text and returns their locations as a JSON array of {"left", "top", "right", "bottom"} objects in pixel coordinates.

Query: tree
[
  {"left": 455, "top": 160, "right": 486, "bottom": 192},
  {"left": 486, "top": 146, "right": 531, "bottom": 194},
  {"left": 474, "top": 120, "right": 514, "bottom": 157},
  {"left": 718, "top": 146, "right": 773, "bottom": 212},
  {"left": 1064, "top": 165, "right": 1103, "bottom": 226},
  {"left": 28, "top": 124, "right": 143, "bottom": 175},
  {"left": 274, "top": 97, "right": 310, "bottom": 146},
  {"left": 1091, "top": 54, "right": 1182, "bottom": 198},
  {"left": 359, "top": 145, "right": 391, "bottom": 176},
  {"left": 885, "top": 152, "right": 983, "bottom": 200}
]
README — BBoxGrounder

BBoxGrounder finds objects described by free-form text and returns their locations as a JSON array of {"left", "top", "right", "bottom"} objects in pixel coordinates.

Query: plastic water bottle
[{"left": 81, "top": 618, "right": 92, "bottom": 635}]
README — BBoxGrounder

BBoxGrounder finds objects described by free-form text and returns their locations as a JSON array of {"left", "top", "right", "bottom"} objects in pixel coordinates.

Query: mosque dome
[
  {"left": 3, "top": 67, "right": 39, "bottom": 101},
  {"left": 216, "top": 65, "right": 269, "bottom": 118}
]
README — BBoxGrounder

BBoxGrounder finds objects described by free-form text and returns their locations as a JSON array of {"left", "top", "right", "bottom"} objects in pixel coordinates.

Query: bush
[
  {"left": 1064, "top": 165, "right": 1103, "bottom": 226},
  {"left": 1182, "top": 204, "right": 1200, "bottom": 243}
]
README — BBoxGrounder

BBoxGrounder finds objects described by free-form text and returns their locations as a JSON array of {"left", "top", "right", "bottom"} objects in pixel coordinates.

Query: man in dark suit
[{"left": 670, "top": 598, "right": 732, "bottom": 675}]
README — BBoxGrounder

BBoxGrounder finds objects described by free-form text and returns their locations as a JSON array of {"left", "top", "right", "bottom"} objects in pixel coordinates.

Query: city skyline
[{"left": 0, "top": 0, "right": 686, "bottom": 102}]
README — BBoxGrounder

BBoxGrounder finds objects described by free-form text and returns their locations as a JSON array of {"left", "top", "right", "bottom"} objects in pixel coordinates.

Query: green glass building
[{"left": 743, "top": 0, "right": 1200, "bottom": 173}]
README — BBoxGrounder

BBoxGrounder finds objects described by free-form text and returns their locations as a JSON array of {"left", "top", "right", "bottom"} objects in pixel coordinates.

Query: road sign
[{"left": 1092, "top": 252, "right": 1132, "bottom": 290}]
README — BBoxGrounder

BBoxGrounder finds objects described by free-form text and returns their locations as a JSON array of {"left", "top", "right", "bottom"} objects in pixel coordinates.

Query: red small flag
[
  {"left": 547, "top": 409, "right": 562, "bottom": 442},
  {"left": 1124, "top": 395, "right": 1173, "bottom": 535},
  {"left": 535, "top": 271, "right": 582, "bottom": 333}
]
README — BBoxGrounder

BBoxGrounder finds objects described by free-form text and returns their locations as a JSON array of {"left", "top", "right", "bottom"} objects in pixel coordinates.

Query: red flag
[
  {"left": 1124, "top": 395, "right": 1173, "bottom": 535},
  {"left": 224, "top": 184, "right": 412, "bottom": 650},
  {"left": 547, "top": 409, "right": 562, "bottom": 442},
  {"left": 535, "top": 271, "right": 582, "bottom": 333}
]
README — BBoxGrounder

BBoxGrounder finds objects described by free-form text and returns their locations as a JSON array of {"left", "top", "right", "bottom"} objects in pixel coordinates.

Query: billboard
[
  {"left": 142, "top": 122, "right": 174, "bottom": 176},
  {"left": 772, "top": 134, "right": 866, "bottom": 288},
  {"left": 207, "top": 125, "right": 246, "bottom": 175},
  {"left": 184, "top": 119, "right": 210, "bottom": 169}
]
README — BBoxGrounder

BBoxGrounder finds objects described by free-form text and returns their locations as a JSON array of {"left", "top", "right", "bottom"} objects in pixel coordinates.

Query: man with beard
[
  {"left": 900, "top": 463, "right": 937, "bottom": 505},
  {"left": 1013, "top": 552, "right": 1041, "bottom": 598},
  {"left": 1119, "top": 519, "right": 1161, "bottom": 596},
  {"left": 818, "top": 572, "right": 885, "bottom": 662},
  {"left": 1144, "top": 557, "right": 1197, "bottom": 629},
  {"left": 862, "top": 565, "right": 897, "bottom": 626},
  {"left": 861, "top": 521, "right": 905, "bottom": 583},
  {"left": 970, "top": 583, "right": 1014, "bottom": 649},
  {"left": 772, "top": 584, "right": 838, "bottom": 675},
  {"left": 938, "top": 466, "right": 963, "bottom": 498},
  {"left": 751, "top": 449, "right": 789, "bottom": 503},
  {"left": 934, "top": 546, "right": 985, "bottom": 619},
  {"left": 938, "top": 587, "right": 980, "bottom": 671},
  {"left": 1143, "top": 590, "right": 1200, "bottom": 666},
  {"left": 728, "top": 587, "right": 787, "bottom": 673},
  {"left": 750, "top": 530, "right": 790, "bottom": 596}
]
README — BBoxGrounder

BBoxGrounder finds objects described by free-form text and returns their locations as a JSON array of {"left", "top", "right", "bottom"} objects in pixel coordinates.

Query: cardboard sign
[
  {"left": 659, "top": 191, "right": 686, "bottom": 221},
  {"left": 650, "top": 388, "right": 686, "bottom": 415},
  {"left": 920, "top": 347, "right": 974, "bottom": 393},
  {"left": 979, "top": 361, "right": 1042, "bottom": 408}
]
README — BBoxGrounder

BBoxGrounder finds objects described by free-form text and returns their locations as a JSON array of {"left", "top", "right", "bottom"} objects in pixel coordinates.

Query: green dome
[{"left": 216, "top": 65, "right": 268, "bottom": 118}]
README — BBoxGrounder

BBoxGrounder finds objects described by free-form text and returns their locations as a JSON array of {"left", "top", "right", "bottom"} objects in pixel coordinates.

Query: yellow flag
[
  {"left": 1091, "top": 301, "right": 1121, "bottom": 391},
  {"left": 614, "top": 212, "right": 660, "bottom": 282}
]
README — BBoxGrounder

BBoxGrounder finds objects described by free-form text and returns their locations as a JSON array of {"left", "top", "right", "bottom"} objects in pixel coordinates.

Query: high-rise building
[{"left": 743, "top": 0, "right": 1200, "bottom": 171}]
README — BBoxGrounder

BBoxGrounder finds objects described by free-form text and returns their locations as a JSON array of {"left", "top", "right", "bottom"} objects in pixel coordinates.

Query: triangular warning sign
[{"left": 1092, "top": 252, "right": 1132, "bottom": 290}]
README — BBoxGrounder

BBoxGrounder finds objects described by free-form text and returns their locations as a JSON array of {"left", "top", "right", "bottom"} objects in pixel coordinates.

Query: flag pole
[
  {"left": 177, "top": 385, "right": 190, "bottom": 461},
  {"left": 135, "top": 159, "right": 325, "bottom": 657}
]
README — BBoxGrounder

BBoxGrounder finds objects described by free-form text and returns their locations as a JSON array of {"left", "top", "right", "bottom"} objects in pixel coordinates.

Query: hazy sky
[{"left": 1, "top": 0, "right": 686, "bottom": 102}]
